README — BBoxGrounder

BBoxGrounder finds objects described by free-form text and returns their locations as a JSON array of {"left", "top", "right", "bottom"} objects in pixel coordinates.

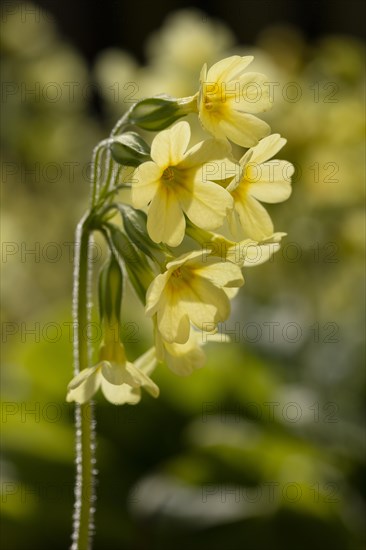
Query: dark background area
[{"left": 35, "top": 0, "right": 365, "bottom": 62}]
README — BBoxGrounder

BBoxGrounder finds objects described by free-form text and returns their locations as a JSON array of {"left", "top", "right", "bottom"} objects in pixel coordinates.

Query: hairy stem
[{"left": 71, "top": 217, "right": 96, "bottom": 550}]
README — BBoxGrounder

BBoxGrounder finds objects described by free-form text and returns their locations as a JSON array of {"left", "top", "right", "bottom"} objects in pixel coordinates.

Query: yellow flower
[
  {"left": 146, "top": 250, "right": 244, "bottom": 344},
  {"left": 227, "top": 134, "right": 294, "bottom": 240},
  {"left": 132, "top": 121, "right": 234, "bottom": 247},
  {"left": 198, "top": 55, "right": 272, "bottom": 147},
  {"left": 66, "top": 342, "right": 159, "bottom": 405}
]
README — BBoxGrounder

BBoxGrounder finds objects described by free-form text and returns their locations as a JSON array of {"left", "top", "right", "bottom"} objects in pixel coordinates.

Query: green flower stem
[{"left": 72, "top": 216, "right": 95, "bottom": 550}]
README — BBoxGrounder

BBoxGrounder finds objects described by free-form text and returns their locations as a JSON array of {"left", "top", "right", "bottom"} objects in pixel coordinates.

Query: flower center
[{"left": 162, "top": 167, "right": 175, "bottom": 181}]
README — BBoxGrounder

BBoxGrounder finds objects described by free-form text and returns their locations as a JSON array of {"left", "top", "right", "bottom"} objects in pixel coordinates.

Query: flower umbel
[
  {"left": 198, "top": 55, "right": 272, "bottom": 147},
  {"left": 132, "top": 120, "right": 234, "bottom": 247}
]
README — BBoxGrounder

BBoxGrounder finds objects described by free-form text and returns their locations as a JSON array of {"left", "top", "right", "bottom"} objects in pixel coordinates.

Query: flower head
[
  {"left": 66, "top": 341, "right": 159, "bottom": 405},
  {"left": 198, "top": 55, "right": 272, "bottom": 147},
  {"left": 146, "top": 250, "right": 244, "bottom": 344},
  {"left": 227, "top": 134, "right": 294, "bottom": 240},
  {"left": 132, "top": 121, "right": 234, "bottom": 247}
]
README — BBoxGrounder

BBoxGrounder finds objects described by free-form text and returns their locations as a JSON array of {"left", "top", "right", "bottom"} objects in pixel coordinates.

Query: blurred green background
[{"left": 1, "top": 2, "right": 365, "bottom": 549}]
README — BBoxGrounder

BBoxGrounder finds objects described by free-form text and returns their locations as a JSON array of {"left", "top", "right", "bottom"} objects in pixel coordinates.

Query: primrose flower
[
  {"left": 66, "top": 341, "right": 159, "bottom": 405},
  {"left": 227, "top": 134, "right": 294, "bottom": 240},
  {"left": 146, "top": 250, "right": 244, "bottom": 344},
  {"left": 198, "top": 55, "right": 271, "bottom": 147},
  {"left": 132, "top": 121, "right": 234, "bottom": 247}
]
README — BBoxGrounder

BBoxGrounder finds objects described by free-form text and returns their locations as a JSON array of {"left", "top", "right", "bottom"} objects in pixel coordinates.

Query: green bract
[
  {"left": 109, "top": 132, "right": 150, "bottom": 167},
  {"left": 129, "top": 95, "right": 197, "bottom": 131}
]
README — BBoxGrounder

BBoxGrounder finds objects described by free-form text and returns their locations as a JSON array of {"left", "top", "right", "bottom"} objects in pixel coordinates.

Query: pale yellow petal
[
  {"left": 101, "top": 379, "right": 141, "bottom": 405},
  {"left": 206, "top": 55, "right": 253, "bottom": 83},
  {"left": 132, "top": 162, "right": 161, "bottom": 208},
  {"left": 145, "top": 271, "right": 172, "bottom": 316},
  {"left": 182, "top": 279, "right": 231, "bottom": 330},
  {"left": 234, "top": 194, "right": 274, "bottom": 240},
  {"left": 199, "top": 158, "right": 239, "bottom": 183},
  {"left": 180, "top": 138, "right": 233, "bottom": 170},
  {"left": 219, "top": 111, "right": 270, "bottom": 148},
  {"left": 66, "top": 369, "right": 101, "bottom": 404},
  {"left": 133, "top": 347, "right": 157, "bottom": 376},
  {"left": 223, "top": 287, "right": 240, "bottom": 299},
  {"left": 198, "top": 108, "right": 228, "bottom": 141},
  {"left": 248, "top": 163, "right": 293, "bottom": 204},
  {"left": 100, "top": 361, "right": 140, "bottom": 387},
  {"left": 242, "top": 241, "right": 281, "bottom": 267},
  {"left": 165, "top": 343, "right": 206, "bottom": 376},
  {"left": 125, "top": 362, "right": 159, "bottom": 397},
  {"left": 181, "top": 179, "right": 233, "bottom": 230},
  {"left": 248, "top": 134, "right": 287, "bottom": 164},
  {"left": 227, "top": 72, "right": 271, "bottom": 114},
  {"left": 157, "top": 292, "right": 191, "bottom": 344},
  {"left": 150, "top": 121, "right": 190, "bottom": 167},
  {"left": 193, "top": 257, "right": 244, "bottom": 288},
  {"left": 67, "top": 364, "right": 100, "bottom": 391},
  {"left": 147, "top": 185, "right": 186, "bottom": 246}
]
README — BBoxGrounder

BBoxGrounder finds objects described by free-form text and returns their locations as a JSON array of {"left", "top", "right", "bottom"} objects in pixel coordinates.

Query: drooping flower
[
  {"left": 132, "top": 121, "right": 235, "bottom": 247},
  {"left": 227, "top": 134, "right": 294, "bottom": 240},
  {"left": 66, "top": 341, "right": 159, "bottom": 405},
  {"left": 145, "top": 250, "right": 244, "bottom": 344},
  {"left": 198, "top": 55, "right": 272, "bottom": 147}
]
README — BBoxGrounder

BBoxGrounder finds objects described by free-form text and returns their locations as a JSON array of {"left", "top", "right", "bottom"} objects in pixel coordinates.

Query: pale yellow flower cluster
[
  {"left": 67, "top": 55, "right": 293, "bottom": 405},
  {"left": 131, "top": 55, "right": 294, "bottom": 380}
]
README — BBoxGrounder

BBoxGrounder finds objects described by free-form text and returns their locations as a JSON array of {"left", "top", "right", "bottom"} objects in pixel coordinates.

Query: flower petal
[
  {"left": 150, "top": 121, "right": 190, "bottom": 167},
  {"left": 180, "top": 179, "right": 233, "bottom": 230},
  {"left": 234, "top": 194, "right": 274, "bottom": 240},
  {"left": 133, "top": 347, "right": 157, "bottom": 376},
  {"left": 157, "top": 291, "right": 191, "bottom": 344},
  {"left": 132, "top": 162, "right": 161, "bottom": 208},
  {"left": 181, "top": 278, "right": 232, "bottom": 331},
  {"left": 146, "top": 270, "right": 171, "bottom": 316},
  {"left": 100, "top": 361, "right": 130, "bottom": 385},
  {"left": 101, "top": 379, "right": 141, "bottom": 405},
  {"left": 66, "top": 368, "right": 101, "bottom": 404},
  {"left": 147, "top": 186, "right": 186, "bottom": 246},
  {"left": 248, "top": 161, "right": 293, "bottom": 204},
  {"left": 165, "top": 341, "right": 206, "bottom": 376},
  {"left": 180, "top": 138, "right": 233, "bottom": 170},
  {"left": 249, "top": 134, "right": 287, "bottom": 164},
  {"left": 218, "top": 111, "right": 270, "bottom": 148},
  {"left": 125, "top": 362, "right": 160, "bottom": 397},
  {"left": 206, "top": 55, "right": 253, "bottom": 83},
  {"left": 193, "top": 257, "right": 244, "bottom": 288},
  {"left": 242, "top": 241, "right": 281, "bottom": 267},
  {"left": 67, "top": 364, "right": 100, "bottom": 391},
  {"left": 228, "top": 72, "right": 271, "bottom": 114}
]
